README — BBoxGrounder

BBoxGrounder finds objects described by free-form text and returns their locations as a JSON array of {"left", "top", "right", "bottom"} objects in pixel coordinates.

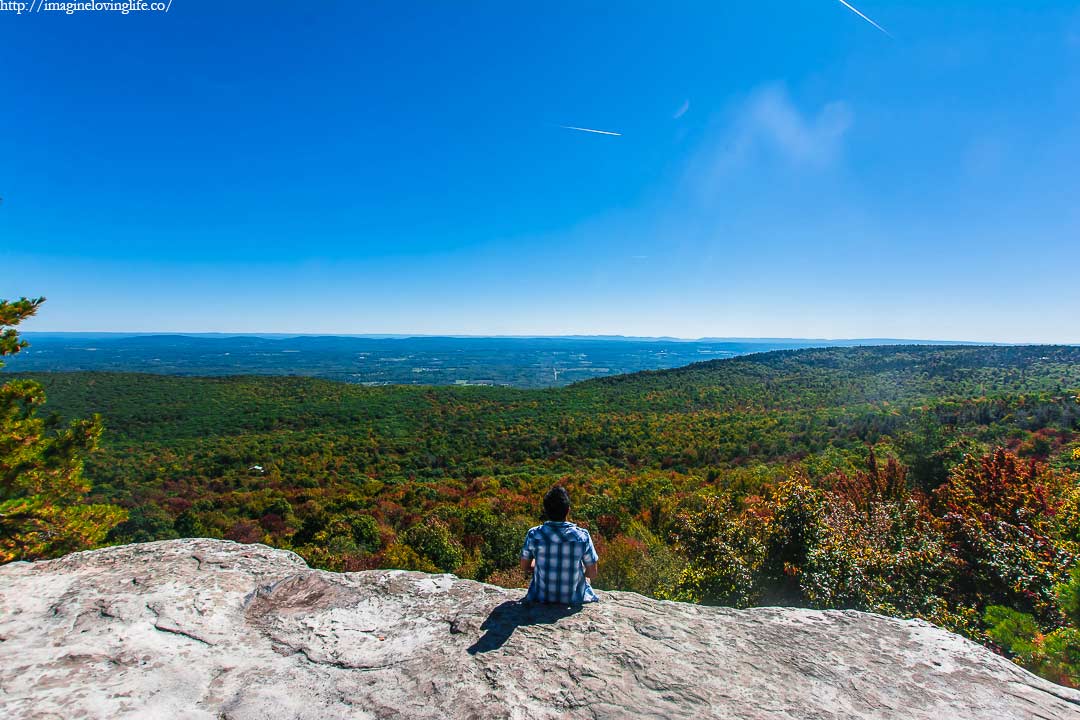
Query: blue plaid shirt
[{"left": 520, "top": 521, "right": 599, "bottom": 604}]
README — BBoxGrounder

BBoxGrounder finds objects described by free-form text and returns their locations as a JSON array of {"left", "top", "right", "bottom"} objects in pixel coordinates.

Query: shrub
[
  {"left": 669, "top": 493, "right": 766, "bottom": 607},
  {"left": 382, "top": 542, "right": 440, "bottom": 573},
  {"left": 935, "top": 450, "right": 1073, "bottom": 622},
  {"left": 402, "top": 516, "right": 464, "bottom": 572}
]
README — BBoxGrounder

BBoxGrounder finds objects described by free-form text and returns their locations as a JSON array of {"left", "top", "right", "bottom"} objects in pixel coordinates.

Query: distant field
[{"left": 9, "top": 334, "right": 976, "bottom": 388}]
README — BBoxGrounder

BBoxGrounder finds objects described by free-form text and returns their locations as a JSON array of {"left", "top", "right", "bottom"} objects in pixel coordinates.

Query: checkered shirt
[{"left": 520, "top": 521, "right": 600, "bottom": 604}]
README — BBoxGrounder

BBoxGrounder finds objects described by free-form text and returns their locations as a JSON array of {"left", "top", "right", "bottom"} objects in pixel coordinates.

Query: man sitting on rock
[{"left": 519, "top": 486, "right": 600, "bottom": 604}]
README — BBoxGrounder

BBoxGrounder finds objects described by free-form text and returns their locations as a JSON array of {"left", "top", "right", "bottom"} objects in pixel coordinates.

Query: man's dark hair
[{"left": 543, "top": 485, "right": 571, "bottom": 522}]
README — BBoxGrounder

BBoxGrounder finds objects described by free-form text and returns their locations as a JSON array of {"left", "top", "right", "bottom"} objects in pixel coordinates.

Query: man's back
[{"left": 520, "top": 521, "right": 599, "bottom": 604}]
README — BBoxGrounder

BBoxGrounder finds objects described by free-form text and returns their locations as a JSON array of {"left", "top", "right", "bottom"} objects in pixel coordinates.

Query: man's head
[{"left": 543, "top": 485, "right": 571, "bottom": 522}]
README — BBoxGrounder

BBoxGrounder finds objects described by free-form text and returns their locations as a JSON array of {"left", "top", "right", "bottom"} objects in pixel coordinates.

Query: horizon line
[{"left": 19, "top": 331, "right": 1075, "bottom": 346}]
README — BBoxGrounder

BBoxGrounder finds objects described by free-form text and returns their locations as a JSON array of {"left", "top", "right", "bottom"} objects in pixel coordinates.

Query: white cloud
[
  {"left": 725, "top": 85, "right": 853, "bottom": 168},
  {"left": 684, "top": 85, "right": 853, "bottom": 204}
]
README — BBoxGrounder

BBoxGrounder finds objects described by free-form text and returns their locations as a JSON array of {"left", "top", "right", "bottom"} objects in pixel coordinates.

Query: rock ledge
[{"left": 1, "top": 539, "right": 1078, "bottom": 719}]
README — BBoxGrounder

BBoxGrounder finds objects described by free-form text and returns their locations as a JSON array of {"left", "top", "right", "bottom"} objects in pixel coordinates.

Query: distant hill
[
  {"left": 10, "top": 333, "right": 993, "bottom": 389},
  {"left": 22, "top": 343, "right": 1080, "bottom": 488}
]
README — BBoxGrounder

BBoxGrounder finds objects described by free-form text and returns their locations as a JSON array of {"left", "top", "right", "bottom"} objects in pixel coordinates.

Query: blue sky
[{"left": 2, "top": 1, "right": 1078, "bottom": 341}]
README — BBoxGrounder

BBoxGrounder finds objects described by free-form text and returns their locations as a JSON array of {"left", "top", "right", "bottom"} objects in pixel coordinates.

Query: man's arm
[
  {"left": 583, "top": 531, "right": 599, "bottom": 580},
  {"left": 520, "top": 528, "right": 535, "bottom": 574}
]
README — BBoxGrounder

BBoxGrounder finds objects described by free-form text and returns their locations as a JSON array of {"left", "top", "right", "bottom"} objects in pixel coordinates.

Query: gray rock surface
[{"left": 1, "top": 539, "right": 1078, "bottom": 719}]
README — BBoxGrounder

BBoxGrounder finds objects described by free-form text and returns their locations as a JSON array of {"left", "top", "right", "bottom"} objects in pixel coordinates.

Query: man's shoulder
[
  {"left": 557, "top": 522, "right": 592, "bottom": 542},
  {"left": 532, "top": 522, "right": 593, "bottom": 543},
  {"left": 570, "top": 524, "right": 593, "bottom": 541}
]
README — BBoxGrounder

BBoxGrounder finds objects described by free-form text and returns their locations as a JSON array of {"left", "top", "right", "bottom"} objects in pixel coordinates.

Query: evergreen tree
[{"left": 0, "top": 297, "right": 125, "bottom": 562}]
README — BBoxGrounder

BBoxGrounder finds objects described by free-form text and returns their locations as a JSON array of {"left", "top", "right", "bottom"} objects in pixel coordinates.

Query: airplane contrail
[
  {"left": 835, "top": 0, "right": 891, "bottom": 37},
  {"left": 560, "top": 125, "right": 622, "bottom": 137}
]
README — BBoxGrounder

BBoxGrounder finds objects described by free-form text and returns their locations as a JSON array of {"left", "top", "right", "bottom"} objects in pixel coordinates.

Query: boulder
[{"left": 1, "top": 539, "right": 1077, "bottom": 719}]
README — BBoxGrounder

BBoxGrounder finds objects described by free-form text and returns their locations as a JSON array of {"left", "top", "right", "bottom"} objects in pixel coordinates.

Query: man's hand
[
  {"left": 584, "top": 562, "right": 598, "bottom": 580},
  {"left": 520, "top": 557, "right": 534, "bottom": 574}
]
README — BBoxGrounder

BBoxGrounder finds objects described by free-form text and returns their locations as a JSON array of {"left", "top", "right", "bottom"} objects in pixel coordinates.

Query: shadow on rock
[{"left": 467, "top": 600, "right": 582, "bottom": 654}]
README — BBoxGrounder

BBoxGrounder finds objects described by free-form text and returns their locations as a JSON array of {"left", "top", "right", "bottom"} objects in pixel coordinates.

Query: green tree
[
  {"left": 461, "top": 505, "right": 532, "bottom": 580},
  {"left": 670, "top": 493, "right": 767, "bottom": 607},
  {"left": 1058, "top": 564, "right": 1080, "bottom": 626},
  {"left": 0, "top": 298, "right": 125, "bottom": 562},
  {"left": 984, "top": 603, "right": 1080, "bottom": 687},
  {"left": 897, "top": 412, "right": 965, "bottom": 492},
  {"left": 403, "top": 515, "right": 464, "bottom": 572},
  {"left": 761, "top": 477, "right": 827, "bottom": 604}
]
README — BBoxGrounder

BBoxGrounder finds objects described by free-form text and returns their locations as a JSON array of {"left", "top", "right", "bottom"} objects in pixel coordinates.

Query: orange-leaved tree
[{"left": 934, "top": 448, "right": 1073, "bottom": 624}]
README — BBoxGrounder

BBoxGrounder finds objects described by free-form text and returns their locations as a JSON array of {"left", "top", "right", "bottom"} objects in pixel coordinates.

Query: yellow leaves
[
  {"left": 0, "top": 498, "right": 127, "bottom": 563},
  {"left": 381, "top": 542, "right": 439, "bottom": 573}
]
